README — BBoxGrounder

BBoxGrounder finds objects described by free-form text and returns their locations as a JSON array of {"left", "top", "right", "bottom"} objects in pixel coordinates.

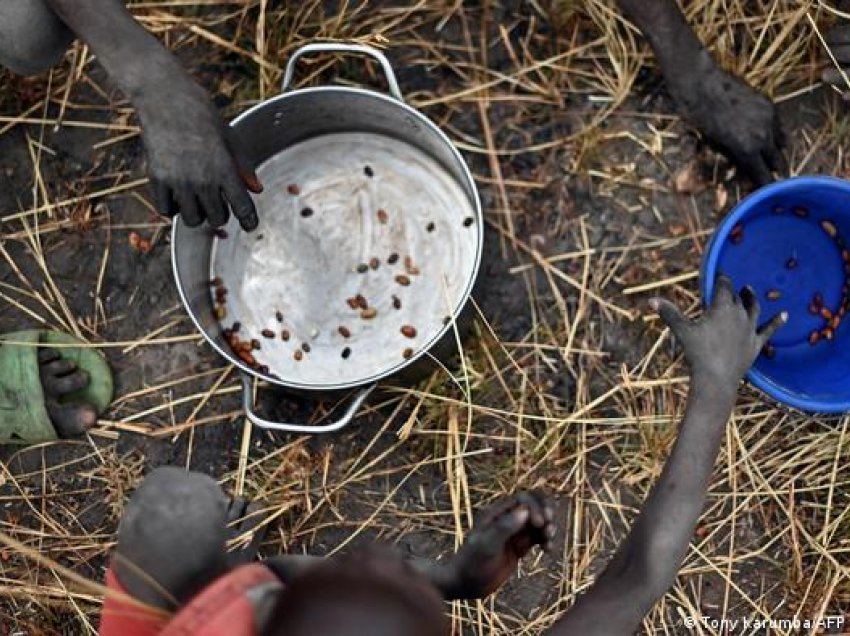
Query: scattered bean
[
  {"left": 238, "top": 351, "right": 256, "bottom": 366},
  {"left": 294, "top": 349, "right": 303, "bottom": 361},
  {"left": 129, "top": 231, "right": 152, "bottom": 253},
  {"left": 281, "top": 330, "right": 290, "bottom": 341},
  {"left": 426, "top": 222, "right": 435, "bottom": 232},
  {"left": 463, "top": 217, "right": 474, "bottom": 227},
  {"left": 215, "top": 306, "right": 227, "bottom": 320},
  {"left": 766, "top": 289, "right": 782, "bottom": 301},
  {"left": 355, "top": 294, "right": 369, "bottom": 309},
  {"left": 377, "top": 209, "right": 388, "bottom": 224},
  {"left": 232, "top": 321, "right": 241, "bottom": 333},
  {"left": 341, "top": 347, "right": 351, "bottom": 359},
  {"left": 821, "top": 307, "right": 834, "bottom": 320},
  {"left": 346, "top": 297, "right": 359, "bottom": 310},
  {"left": 210, "top": 276, "right": 223, "bottom": 287},
  {"left": 357, "top": 263, "right": 369, "bottom": 274},
  {"left": 785, "top": 258, "right": 797, "bottom": 269},
  {"left": 762, "top": 343, "right": 776, "bottom": 359},
  {"left": 287, "top": 184, "right": 300, "bottom": 195},
  {"left": 400, "top": 325, "right": 417, "bottom": 338},
  {"left": 361, "top": 307, "right": 378, "bottom": 319},
  {"left": 809, "top": 330, "right": 821, "bottom": 345},
  {"left": 339, "top": 326, "right": 352, "bottom": 338},
  {"left": 402, "top": 347, "right": 413, "bottom": 359},
  {"left": 388, "top": 253, "right": 399, "bottom": 265},
  {"left": 364, "top": 166, "right": 374, "bottom": 178},
  {"left": 404, "top": 256, "right": 420, "bottom": 276},
  {"left": 822, "top": 219, "right": 838, "bottom": 237},
  {"left": 814, "top": 292, "right": 824, "bottom": 307},
  {"left": 395, "top": 275, "right": 411, "bottom": 286},
  {"left": 276, "top": 311, "right": 283, "bottom": 322},
  {"left": 369, "top": 257, "right": 380, "bottom": 270},
  {"left": 823, "top": 327, "right": 835, "bottom": 340},
  {"left": 261, "top": 329, "right": 275, "bottom": 339},
  {"left": 302, "top": 342, "right": 311, "bottom": 353},
  {"left": 251, "top": 339, "right": 261, "bottom": 350},
  {"left": 300, "top": 207, "right": 314, "bottom": 218},
  {"left": 831, "top": 315, "right": 841, "bottom": 329},
  {"left": 730, "top": 223, "right": 744, "bottom": 244},
  {"left": 792, "top": 205, "right": 809, "bottom": 218},
  {"left": 392, "top": 295, "right": 401, "bottom": 310}
]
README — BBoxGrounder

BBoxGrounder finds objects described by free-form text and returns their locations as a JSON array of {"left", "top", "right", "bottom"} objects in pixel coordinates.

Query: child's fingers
[
  {"left": 649, "top": 297, "right": 691, "bottom": 341},
  {"left": 757, "top": 311, "right": 789, "bottom": 345},
  {"left": 516, "top": 492, "right": 547, "bottom": 528},
  {"left": 150, "top": 177, "right": 176, "bottom": 218},
  {"left": 494, "top": 506, "right": 530, "bottom": 539},
  {"left": 226, "top": 131, "right": 263, "bottom": 194},
  {"left": 714, "top": 274, "right": 736, "bottom": 306},
  {"left": 739, "top": 285, "right": 760, "bottom": 325},
  {"left": 543, "top": 524, "right": 557, "bottom": 552}
]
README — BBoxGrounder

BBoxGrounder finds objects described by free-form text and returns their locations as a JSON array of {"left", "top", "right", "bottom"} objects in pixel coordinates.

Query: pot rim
[{"left": 172, "top": 85, "right": 483, "bottom": 392}]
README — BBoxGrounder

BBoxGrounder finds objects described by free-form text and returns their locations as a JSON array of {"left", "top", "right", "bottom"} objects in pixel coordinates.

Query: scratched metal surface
[{"left": 212, "top": 132, "right": 479, "bottom": 386}]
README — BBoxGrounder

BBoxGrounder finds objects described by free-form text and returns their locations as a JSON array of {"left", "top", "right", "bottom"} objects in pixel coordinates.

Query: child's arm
[
  {"left": 547, "top": 276, "right": 786, "bottom": 636},
  {"left": 264, "top": 491, "right": 555, "bottom": 601},
  {"left": 614, "top": 0, "right": 783, "bottom": 185},
  {"left": 43, "top": 0, "right": 261, "bottom": 230},
  {"left": 410, "top": 491, "right": 555, "bottom": 601}
]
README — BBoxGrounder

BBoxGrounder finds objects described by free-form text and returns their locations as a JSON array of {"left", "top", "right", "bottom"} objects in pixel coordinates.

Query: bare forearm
[
  {"left": 409, "top": 557, "right": 467, "bottom": 600},
  {"left": 264, "top": 554, "right": 324, "bottom": 583},
  {"left": 265, "top": 553, "right": 463, "bottom": 599},
  {"left": 549, "top": 375, "right": 738, "bottom": 635},
  {"left": 604, "top": 375, "right": 737, "bottom": 596},
  {"left": 615, "top": 0, "right": 715, "bottom": 86},
  {"left": 44, "top": 0, "right": 180, "bottom": 102}
]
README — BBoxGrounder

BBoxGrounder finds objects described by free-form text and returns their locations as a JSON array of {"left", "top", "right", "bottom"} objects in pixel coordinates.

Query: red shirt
[{"left": 99, "top": 562, "right": 282, "bottom": 636}]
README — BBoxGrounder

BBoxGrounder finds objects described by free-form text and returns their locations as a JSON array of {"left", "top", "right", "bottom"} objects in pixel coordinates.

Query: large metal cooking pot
[{"left": 171, "top": 44, "right": 483, "bottom": 433}]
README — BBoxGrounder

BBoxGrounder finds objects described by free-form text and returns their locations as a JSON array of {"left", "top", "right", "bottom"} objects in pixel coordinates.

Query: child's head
[{"left": 263, "top": 547, "right": 449, "bottom": 636}]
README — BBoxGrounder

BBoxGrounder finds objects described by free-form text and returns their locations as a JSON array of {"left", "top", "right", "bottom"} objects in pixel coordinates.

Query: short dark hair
[{"left": 262, "top": 548, "right": 448, "bottom": 636}]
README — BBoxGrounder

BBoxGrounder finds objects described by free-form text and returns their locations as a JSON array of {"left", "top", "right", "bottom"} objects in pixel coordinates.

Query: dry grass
[{"left": 1, "top": 0, "right": 849, "bottom": 634}]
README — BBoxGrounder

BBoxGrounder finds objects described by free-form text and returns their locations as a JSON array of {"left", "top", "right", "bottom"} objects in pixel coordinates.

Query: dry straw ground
[{"left": 0, "top": 1, "right": 848, "bottom": 634}]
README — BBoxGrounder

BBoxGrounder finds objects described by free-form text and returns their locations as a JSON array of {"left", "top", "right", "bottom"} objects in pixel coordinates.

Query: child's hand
[
  {"left": 446, "top": 491, "right": 555, "bottom": 599},
  {"left": 139, "top": 72, "right": 262, "bottom": 232},
  {"left": 650, "top": 275, "right": 787, "bottom": 389}
]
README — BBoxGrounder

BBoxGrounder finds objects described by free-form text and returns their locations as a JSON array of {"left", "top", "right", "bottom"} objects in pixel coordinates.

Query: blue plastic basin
[{"left": 701, "top": 176, "right": 850, "bottom": 413}]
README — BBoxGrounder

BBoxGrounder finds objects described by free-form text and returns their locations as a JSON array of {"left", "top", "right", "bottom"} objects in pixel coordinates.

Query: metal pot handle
[
  {"left": 281, "top": 43, "right": 403, "bottom": 101},
  {"left": 240, "top": 374, "right": 376, "bottom": 433}
]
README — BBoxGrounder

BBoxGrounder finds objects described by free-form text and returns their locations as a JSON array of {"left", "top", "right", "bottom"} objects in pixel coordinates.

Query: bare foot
[{"left": 37, "top": 348, "right": 97, "bottom": 437}]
